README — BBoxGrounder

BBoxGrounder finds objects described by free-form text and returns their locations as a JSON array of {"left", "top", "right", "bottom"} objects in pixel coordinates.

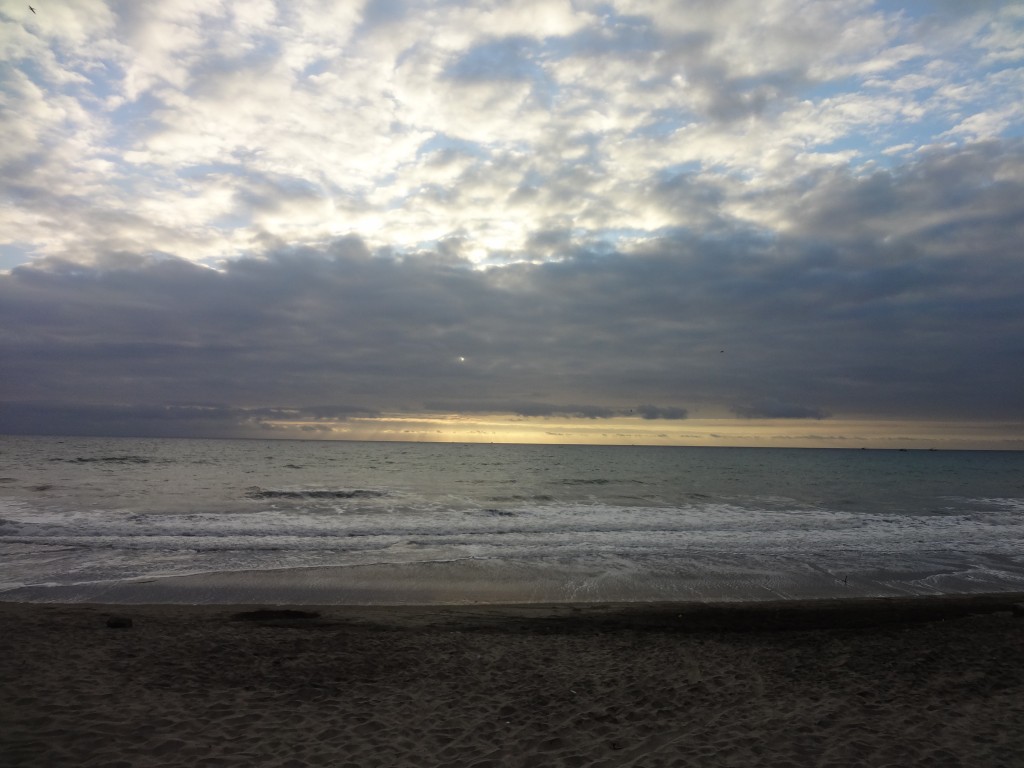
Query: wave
[
  {"left": 54, "top": 456, "right": 152, "bottom": 464},
  {"left": 245, "top": 487, "right": 387, "bottom": 500},
  {"left": 488, "top": 494, "right": 555, "bottom": 502}
]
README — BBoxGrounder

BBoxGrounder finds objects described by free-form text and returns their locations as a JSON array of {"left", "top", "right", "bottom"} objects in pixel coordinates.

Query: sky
[{"left": 1, "top": 0, "right": 1023, "bottom": 449}]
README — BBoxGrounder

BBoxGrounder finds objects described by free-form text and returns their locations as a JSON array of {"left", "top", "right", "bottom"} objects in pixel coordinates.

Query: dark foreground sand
[{"left": 2, "top": 594, "right": 1024, "bottom": 768}]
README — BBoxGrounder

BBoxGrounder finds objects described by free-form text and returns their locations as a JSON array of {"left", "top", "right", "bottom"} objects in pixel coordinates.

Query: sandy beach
[{"left": 2, "top": 594, "right": 1023, "bottom": 767}]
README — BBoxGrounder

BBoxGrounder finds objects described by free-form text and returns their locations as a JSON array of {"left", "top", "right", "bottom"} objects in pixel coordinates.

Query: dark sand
[{"left": 2, "top": 594, "right": 1024, "bottom": 767}]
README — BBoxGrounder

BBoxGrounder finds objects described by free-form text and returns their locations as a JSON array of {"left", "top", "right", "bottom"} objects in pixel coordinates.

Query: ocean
[{"left": 1, "top": 435, "right": 1022, "bottom": 604}]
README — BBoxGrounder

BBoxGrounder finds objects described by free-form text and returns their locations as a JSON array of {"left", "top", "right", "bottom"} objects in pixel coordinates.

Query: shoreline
[
  {"left": 6, "top": 553, "right": 1024, "bottom": 605},
  {"left": 3, "top": 590, "right": 1024, "bottom": 629},
  {"left": 3, "top": 593, "right": 1024, "bottom": 766}
]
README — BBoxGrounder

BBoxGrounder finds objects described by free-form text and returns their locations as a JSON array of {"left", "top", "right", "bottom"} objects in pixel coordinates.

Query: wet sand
[{"left": 2, "top": 594, "right": 1024, "bottom": 767}]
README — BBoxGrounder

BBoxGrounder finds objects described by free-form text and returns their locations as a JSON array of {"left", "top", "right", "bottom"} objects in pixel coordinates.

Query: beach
[{"left": 3, "top": 594, "right": 1024, "bottom": 767}]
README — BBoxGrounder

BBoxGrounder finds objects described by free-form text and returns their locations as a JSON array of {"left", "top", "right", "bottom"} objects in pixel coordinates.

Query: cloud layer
[{"left": 1, "top": 1, "right": 1022, "bottom": 442}]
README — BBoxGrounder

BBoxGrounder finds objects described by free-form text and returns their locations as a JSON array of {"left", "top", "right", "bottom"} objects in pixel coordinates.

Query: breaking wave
[{"left": 245, "top": 487, "right": 387, "bottom": 500}]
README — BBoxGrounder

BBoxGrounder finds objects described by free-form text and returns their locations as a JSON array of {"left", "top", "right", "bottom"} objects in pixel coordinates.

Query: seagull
[{"left": 29, "top": 5, "right": 36, "bottom": 12}]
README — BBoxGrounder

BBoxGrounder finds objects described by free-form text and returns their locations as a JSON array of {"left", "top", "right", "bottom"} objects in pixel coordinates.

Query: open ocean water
[{"left": 1, "top": 435, "right": 1023, "bottom": 604}]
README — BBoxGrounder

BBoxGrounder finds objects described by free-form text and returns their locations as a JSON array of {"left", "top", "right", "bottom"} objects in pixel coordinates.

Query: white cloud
[
  {"left": 1, "top": 0, "right": 1022, "bottom": 268},
  {"left": 975, "top": 4, "right": 1024, "bottom": 64}
]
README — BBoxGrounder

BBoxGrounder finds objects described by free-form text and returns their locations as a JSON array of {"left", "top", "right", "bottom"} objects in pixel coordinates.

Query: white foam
[{"left": 3, "top": 493, "right": 1024, "bottom": 594}]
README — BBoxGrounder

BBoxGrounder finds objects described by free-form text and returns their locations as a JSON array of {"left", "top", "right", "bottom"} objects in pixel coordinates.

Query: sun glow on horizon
[{"left": 254, "top": 414, "right": 1024, "bottom": 451}]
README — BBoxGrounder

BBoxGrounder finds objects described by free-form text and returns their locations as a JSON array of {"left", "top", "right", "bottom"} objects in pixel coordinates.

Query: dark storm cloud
[
  {"left": 2, "top": 141, "right": 1023, "bottom": 436},
  {"left": 0, "top": 402, "right": 378, "bottom": 438},
  {"left": 0, "top": 402, "right": 246, "bottom": 439},
  {"left": 635, "top": 405, "right": 689, "bottom": 421},
  {"left": 732, "top": 401, "right": 828, "bottom": 420},
  {"left": 783, "top": 142, "right": 1024, "bottom": 250}
]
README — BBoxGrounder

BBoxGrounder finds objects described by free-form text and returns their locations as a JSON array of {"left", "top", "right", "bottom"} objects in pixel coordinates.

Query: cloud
[
  {"left": 4, "top": 1, "right": 1021, "bottom": 267},
  {"left": 0, "top": 400, "right": 377, "bottom": 439},
  {"left": 731, "top": 402, "right": 829, "bottom": 420},
  {"left": 1, "top": 3, "right": 1022, "bottom": 440},
  {"left": 2, "top": 134, "right": 1022, "bottom": 438},
  {"left": 635, "top": 405, "right": 689, "bottom": 421},
  {"left": 0, "top": 402, "right": 248, "bottom": 438},
  {"left": 425, "top": 401, "right": 618, "bottom": 419}
]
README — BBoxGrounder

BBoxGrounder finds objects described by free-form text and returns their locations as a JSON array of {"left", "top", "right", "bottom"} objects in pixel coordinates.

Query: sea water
[{"left": 1, "top": 435, "right": 1022, "bottom": 603}]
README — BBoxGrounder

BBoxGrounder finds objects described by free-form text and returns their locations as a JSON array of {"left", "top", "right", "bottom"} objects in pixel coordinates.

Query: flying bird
[{"left": 29, "top": 5, "right": 36, "bottom": 13}]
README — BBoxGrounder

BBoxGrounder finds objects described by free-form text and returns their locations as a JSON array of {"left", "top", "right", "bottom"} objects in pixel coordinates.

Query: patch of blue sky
[
  {"left": 196, "top": 254, "right": 231, "bottom": 270},
  {"left": 109, "top": 91, "right": 167, "bottom": 142},
  {"left": 416, "top": 133, "right": 491, "bottom": 159},
  {"left": 515, "top": 167, "right": 547, "bottom": 190},
  {"left": 557, "top": 132, "right": 602, "bottom": 165},
  {"left": 0, "top": 243, "right": 38, "bottom": 272},
  {"left": 57, "top": 58, "right": 124, "bottom": 107},
  {"left": 266, "top": 174, "right": 323, "bottom": 198},
  {"left": 412, "top": 182, "right": 459, "bottom": 205},
  {"left": 588, "top": 226, "right": 664, "bottom": 251},
  {"left": 654, "top": 161, "right": 704, "bottom": 183},
  {"left": 545, "top": 10, "right": 657, "bottom": 60},
  {"left": 1000, "top": 121, "right": 1024, "bottom": 140},
  {"left": 534, "top": 32, "right": 576, "bottom": 60},
  {"left": 884, "top": 113, "right": 952, "bottom": 146},
  {"left": 586, "top": 1, "right": 621, "bottom": 21},
  {"left": 175, "top": 162, "right": 245, "bottom": 180},
  {"left": 444, "top": 35, "right": 564, "bottom": 112},
  {"left": 5, "top": 55, "right": 54, "bottom": 92},
  {"left": 443, "top": 36, "right": 546, "bottom": 83},
  {"left": 202, "top": 33, "right": 282, "bottom": 74},
  {"left": 228, "top": 146, "right": 268, "bottom": 163},
  {"left": 873, "top": 0, "right": 963, "bottom": 24},
  {"left": 811, "top": 132, "right": 874, "bottom": 157},
  {"left": 887, "top": 0, "right": 1021, "bottom": 30},
  {"left": 629, "top": 109, "right": 690, "bottom": 140},
  {"left": 86, "top": 160, "right": 144, "bottom": 199},
  {"left": 800, "top": 76, "right": 884, "bottom": 103},
  {"left": 872, "top": 0, "right": 917, "bottom": 21},
  {"left": 394, "top": 236, "right": 460, "bottom": 255},
  {"left": 209, "top": 212, "right": 250, "bottom": 230},
  {"left": 810, "top": 132, "right": 930, "bottom": 172},
  {"left": 530, "top": 76, "right": 561, "bottom": 112},
  {"left": 824, "top": 106, "right": 1001, "bottom": 170},
  {"left": 300, "top": 58, "right": 332, "bottom": 79}
]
